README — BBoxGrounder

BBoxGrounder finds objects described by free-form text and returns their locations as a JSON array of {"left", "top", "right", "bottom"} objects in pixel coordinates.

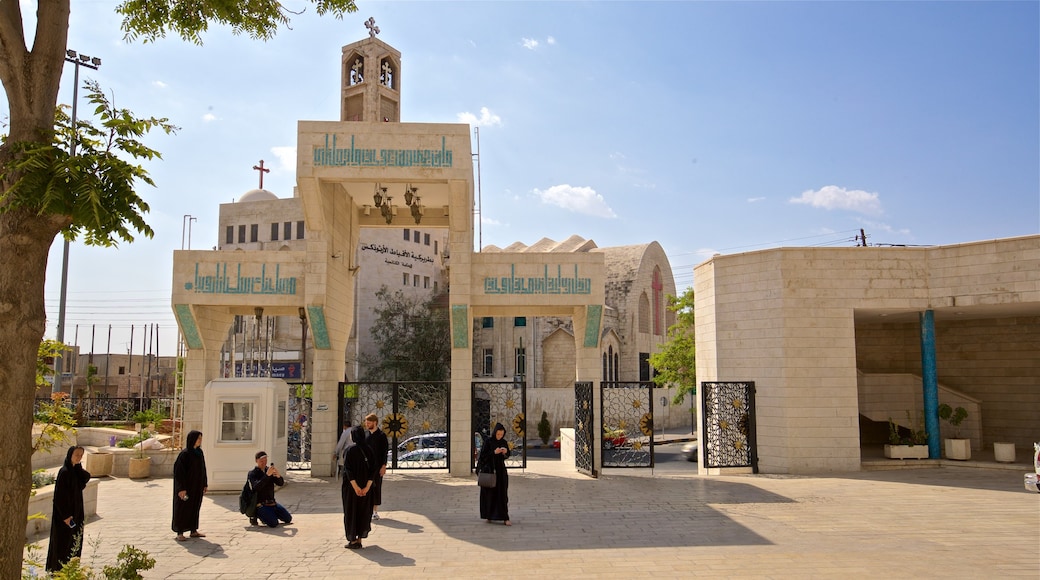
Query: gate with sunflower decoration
[
  {"left": 600, "top": 381, "right": 655, "bottom": 468},
  {"left": 701, "top": 381, "right": 758, "bottom": 471},
  {"left": 574, "top": 381, "right": 595, "bottom": 476},
  {"left": 342, "top": 381, "right": 452, "bottom": 469},
  {"left": 287, "top": 382, "right": 313, "bottom": 470},
  {"left": 471, "top": 379, "right": 527, "bottom": 470}
]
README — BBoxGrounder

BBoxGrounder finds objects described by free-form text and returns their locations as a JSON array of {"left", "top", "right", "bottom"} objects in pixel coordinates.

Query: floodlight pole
[{"left": 54, "top": 50, "right": 101, "bottom": 394}]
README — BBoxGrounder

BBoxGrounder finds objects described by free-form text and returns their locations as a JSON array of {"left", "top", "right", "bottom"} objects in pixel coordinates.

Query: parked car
[
  {"left": 681, "top": 440, "right": 698, "bottom": 462},
  {"left": 396, "top": 432, "right": 448, "bottom": 454},
  {"left": 603, "top": 427, "right": 628, "bottom": 450},
  {"left": 391, "top": 447, "right": 447, "bottom": 467}
]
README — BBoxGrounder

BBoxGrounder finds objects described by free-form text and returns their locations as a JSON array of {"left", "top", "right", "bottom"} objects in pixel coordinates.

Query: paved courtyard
[{"left": 27, "top": 458, "right": 1039, "bottom": 578}]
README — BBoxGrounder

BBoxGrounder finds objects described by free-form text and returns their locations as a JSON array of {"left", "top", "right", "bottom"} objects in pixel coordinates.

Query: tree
[
  {"left": 363, "top": 286, "right": 451, "bottom": 382},
  {"left": 649, "top": 287, "right": 696, "bottom": 405},
  {"left": 0, "top": 2, "right": 358, "bottom": 575}
]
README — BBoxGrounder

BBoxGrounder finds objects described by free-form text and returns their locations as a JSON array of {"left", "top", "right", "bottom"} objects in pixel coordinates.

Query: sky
[{"left": 11, "top": 1, "right": 1039, "bottom": 357}]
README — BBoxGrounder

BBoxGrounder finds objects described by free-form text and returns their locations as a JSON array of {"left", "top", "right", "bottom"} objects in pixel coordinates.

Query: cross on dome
[{"left": 252, "top": 160, "right": 270, "bottom": 189}]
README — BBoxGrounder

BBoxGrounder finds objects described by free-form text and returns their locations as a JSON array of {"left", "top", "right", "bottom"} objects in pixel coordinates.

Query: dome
[{"left": 238, "top": 188, "right": 278, "bottom": 203}]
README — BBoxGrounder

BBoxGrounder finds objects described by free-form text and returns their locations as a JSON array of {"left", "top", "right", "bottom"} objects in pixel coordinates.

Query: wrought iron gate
[
  {"left": 574, "top": 381, "right": 594, "bottom": 476},
  {"left": 601, "top": 381, "right": 654, "bottom": 468},
  {"left": 286, "top": 383, "right": 312, "bottom": 470},
  {"left": 471, "top": 380, "right": 527, "bottom": 470},
  {"left": 343, "top": 381, "right": 451, "bottom": 469},
  {"left": 701, "top": 381, "right": 758, "bottom": 471}
]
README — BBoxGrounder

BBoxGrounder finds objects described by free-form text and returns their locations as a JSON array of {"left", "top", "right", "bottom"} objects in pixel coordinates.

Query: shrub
[
  {"left": 31, "top": 469, "right": 55, "bottom": 489},
  {"left": 537, "top": 411, "right": 552, "bottom": 445}
]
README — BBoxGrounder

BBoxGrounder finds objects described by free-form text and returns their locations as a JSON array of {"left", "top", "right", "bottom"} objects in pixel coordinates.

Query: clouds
[
  {"left": 271, "top": 146, "right": 296, "bottom": 171},
  {"left": 521, "top": 36, "right": 556, "bottom": 50},
  {"left": 457, "top": 106, "right": 502, "bottom": 127},
  {"left": 790, "top": 185, "right": 882, "bottom": 216},
  {"left": 533, "top": 184, "right": 617, "bottom": 218}
]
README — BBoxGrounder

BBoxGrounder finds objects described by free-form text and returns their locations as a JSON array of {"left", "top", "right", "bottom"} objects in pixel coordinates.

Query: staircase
[{"left": 858, "top": 371, "right": 981, "bottom": 450}]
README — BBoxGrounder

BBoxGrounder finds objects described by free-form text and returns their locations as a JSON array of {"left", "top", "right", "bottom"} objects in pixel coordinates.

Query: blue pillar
[{"left": 920, "top": 310, "right": 940, "bottom": 459}]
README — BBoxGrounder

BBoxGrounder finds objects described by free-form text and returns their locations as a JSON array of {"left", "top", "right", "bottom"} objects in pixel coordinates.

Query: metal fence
[{"left": 33, "top": 397, "right": 175, "bottom": 423}]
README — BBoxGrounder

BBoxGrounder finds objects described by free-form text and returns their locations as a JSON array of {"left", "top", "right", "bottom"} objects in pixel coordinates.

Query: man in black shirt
[
  {"left": 364, "top": 413, "right": 389, "bottom": 520},
  {"left": 247, "top": 451, "right": 292, "bottom": 527}
]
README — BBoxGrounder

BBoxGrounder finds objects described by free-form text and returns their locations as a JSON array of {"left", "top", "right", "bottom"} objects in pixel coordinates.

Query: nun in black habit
[
  {"left": 172, "top": 430, "right": 208, "bottom": 541},
  {"left": 342, "top": 425, "right": 376, "bottom": 549},
  {"left": 477, "top": 422, "right": 512, "bottom": 525},
  {"left": 46, "top": 446, "right": 91, "bottom": 572}
]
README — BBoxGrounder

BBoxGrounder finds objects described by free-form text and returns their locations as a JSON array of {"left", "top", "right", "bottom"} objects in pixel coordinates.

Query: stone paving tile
[{"left": 25, "top": 460, "right": 1040, "bottom": 578}]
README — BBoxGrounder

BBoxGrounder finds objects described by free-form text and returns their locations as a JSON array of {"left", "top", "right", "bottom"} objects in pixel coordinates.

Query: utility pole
[{"left": 54, "top": 50, "right": 101, "bottom": 394}]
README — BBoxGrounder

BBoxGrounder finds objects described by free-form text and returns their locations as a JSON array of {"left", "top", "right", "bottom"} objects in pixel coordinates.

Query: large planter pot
[
  {"left": 84, "top": 451, "right": 113, "bottom": 477},
  {"left": 944, "top": 438, "right": 971, "bottom": 461},
  {"left": 128, "top": 456, "right": 151, "bottom": 479},
  {"left": 993, "top": 442, "right": 1016, "bottom": 463},
  {"left": 884, "top": 444, "right": 929, "bottom": 460}
]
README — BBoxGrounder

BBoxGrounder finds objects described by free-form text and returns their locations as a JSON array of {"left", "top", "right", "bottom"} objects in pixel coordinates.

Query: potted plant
[
  {"left": 122, "top": 427, "right": 152, "bottom": 479},
  {"left": 885, "top": 410, "right": 929, "bottom": 460},
  {"left": 938, "top": 403, "right": 970, "bottom": 460}
]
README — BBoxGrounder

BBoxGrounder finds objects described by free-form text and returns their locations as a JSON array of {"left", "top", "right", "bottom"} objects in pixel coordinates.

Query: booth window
[{"left": 220, "top": 401, "right": 255, "bottom": 442}]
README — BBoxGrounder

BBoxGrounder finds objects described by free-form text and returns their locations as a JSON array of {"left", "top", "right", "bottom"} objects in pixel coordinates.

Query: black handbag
[{"left": 477, "top": 470, "right": 496, "bottom": 488}]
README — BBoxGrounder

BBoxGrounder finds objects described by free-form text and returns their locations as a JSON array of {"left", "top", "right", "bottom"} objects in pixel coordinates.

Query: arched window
[
  {"left": 613, "top": 351, "right": 620, "bottom": 382},
  {"left": 346, "top": 54, "right": 364, "bottom": 86},
  {"left": 652, "top": 267, "right": 664, "bottom": 336},
  {"left": 602, "top": 352, "right": 608, "bottom": 381}
]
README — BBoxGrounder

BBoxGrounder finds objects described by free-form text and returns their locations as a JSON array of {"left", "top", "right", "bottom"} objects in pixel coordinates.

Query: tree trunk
[
  {"left": 0, "top": 1, "right": 71, "bottom": 574},
  {"left": 0, "top": 209, "right": 63, "bottom": 578}
]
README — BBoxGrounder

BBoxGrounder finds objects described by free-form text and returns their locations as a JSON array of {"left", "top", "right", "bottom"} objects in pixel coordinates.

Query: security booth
[{"left": 202, "top": 378, "right": 288, "bottom": 491}]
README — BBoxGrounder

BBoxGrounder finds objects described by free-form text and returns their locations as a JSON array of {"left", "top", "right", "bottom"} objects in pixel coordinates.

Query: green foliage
[
  {"left": 937, "top": 403, "right": 969, "bottom": 438},
  {"left": 36, "top": 339, "right": 65, "bottom": 389},
  {"left": 116, "top": 431, "right": 152, "bottom": 449},
  {"left": 132, "top": 408, "right": 165, "bottom": 426},
  {"left": 0, "top": 81, "right": 177, "bottom": 247},
  {"left": 22, "top": 539, "right": 155, "bottom": 580},
  {"left": 33, "top": 392, "right": 77, "bottom": 456},
  {"left": 888, "top": 410, "right": 928, "bottom": 446},
  {"left": 101, "top": 545, "right": 156, "bottom": 580},
  {"left": 85, "top": 365, "right": 99, "bottom": 387},
  {"left": 364, "top": 287, "right": 451, "bottom": 382},
  {"left": 537, "top": 411, "right": 552, "bottom": 445},
  {"left": 117, "top": 0, "right": 359, "bottom": 44},
  {"left": 649, "top": 288, "right": 697, "bottom": 404},
  {"left": 31, "top": 469, "right": 55, "bottom": 490}
]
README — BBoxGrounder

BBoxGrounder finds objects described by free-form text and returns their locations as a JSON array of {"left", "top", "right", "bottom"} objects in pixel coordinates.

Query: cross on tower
[
  {"left": 252, "top": 160, "right": 270, "bottom": 189},
  {"left": 365, "top": 17, "right": 380, "bottom": 38}
]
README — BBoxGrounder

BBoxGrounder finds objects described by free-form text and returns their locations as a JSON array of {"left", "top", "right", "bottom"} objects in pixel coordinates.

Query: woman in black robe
[
  {"left": 172, "top": 430, "right": 208, "bottom": 541},
  {"left": 477, "top": 422, "right": 511, "bottom": 526},
  {"left": 46, "top": 446, "right": 91, "bottom": 571},
  {"left": 342, "top": 425, "right": 375, "bottom": 549}
]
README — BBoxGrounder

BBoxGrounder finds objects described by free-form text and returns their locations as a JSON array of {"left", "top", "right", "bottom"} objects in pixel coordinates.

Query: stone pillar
[
  {"left": 180, "top": 305, "right": 234, "bottom": 444},
  {"left": 448, "top": 178, "right": 474, "bottom": 477},
  {"left": 572, "top": 305, "right": 602, "bottom": 475}
]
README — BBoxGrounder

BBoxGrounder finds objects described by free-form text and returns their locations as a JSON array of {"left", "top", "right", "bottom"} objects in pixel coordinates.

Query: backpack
[{"left": 238, "top": 479, "right": 257, "bottom": 517}]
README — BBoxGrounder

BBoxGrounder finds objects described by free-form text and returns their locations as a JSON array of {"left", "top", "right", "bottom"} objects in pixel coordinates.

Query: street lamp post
[{"left": 53, "top": 50, "right": 101, "bottom": 395}]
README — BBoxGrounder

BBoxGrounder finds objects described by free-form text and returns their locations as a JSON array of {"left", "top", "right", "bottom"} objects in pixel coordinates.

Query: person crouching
[{"left": 248, "top": 451, "right": 292, "bottom": 527}]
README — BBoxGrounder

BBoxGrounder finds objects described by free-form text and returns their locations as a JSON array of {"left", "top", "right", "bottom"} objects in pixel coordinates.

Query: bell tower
[{"left": 341, "top": 17, "right": 401, "bottom": 123}]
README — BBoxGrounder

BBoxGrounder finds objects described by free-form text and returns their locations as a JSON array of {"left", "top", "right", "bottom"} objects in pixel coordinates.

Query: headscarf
[
  {"left": 62, "top": 446, "right": 90, "bottom": 488},
  {"left": 62, "top": 446, "right": 84, "bottom": 471},
  {"left": 493, "top": 422, "right": 506, "bottom": 439},
  {"left": 347, "top": 425, "right": 367, "bottom": 449},
  {"left": 185, "top": 430, "right": 204, "bottom": 457}
]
